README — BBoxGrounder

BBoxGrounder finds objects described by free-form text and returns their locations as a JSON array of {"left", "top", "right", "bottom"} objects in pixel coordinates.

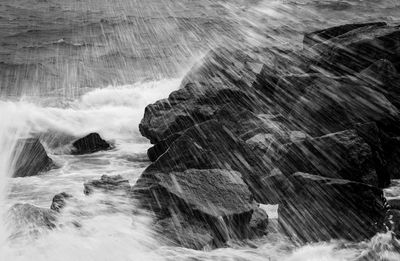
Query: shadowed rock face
[
  {"left": 274, "top": 129, "right": 379, "bottom": 186},
  {"left": 310, "top": 25, "right": 400, "bottom": 74},
  {"left": 276, "top": 173, "right": 385, "bottom": 243},
  {"left": 72, "top": 133, "right": 111, "bottom": 154},
  {"left": 13, "top": 138, "right": 54, "bottom": 178},
  {"left": 303, "top": 22, "right": 387, "bottom": 48}
]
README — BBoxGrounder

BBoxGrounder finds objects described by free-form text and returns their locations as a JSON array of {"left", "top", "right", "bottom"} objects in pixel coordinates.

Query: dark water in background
[
  {"left": 0, "top": 0, "right": 400, "bottom": 260},
  {"left": 1, "top": 0, "right": 399, "bottom": 96}
]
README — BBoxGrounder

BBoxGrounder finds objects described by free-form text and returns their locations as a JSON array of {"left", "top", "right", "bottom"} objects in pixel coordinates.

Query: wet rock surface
[
  {"left": 135, "top": 22, "right": 400, "bottom": 249},
  {"left": 13, "top": 138, "right": 54, "bottom": 178},
  {"left": 72, "top": 133, "right": 111, "bottom": 154}
]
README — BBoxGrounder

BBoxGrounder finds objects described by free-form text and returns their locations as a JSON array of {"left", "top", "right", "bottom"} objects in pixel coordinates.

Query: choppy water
[{"left": 1, "top": 0, "right": 400, "bottom": 260}]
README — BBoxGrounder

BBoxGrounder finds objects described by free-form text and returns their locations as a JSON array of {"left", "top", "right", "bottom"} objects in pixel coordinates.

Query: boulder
[
  {"left": 303, "top": 22, "right": 387, "bottom": 48},
  {"left": 13, "top": 138, "right": 54, "bottom": 178},
  {"left": 8, "top": 203, "right": 57, "bottom": 230},
  {"left": 311, "top": 25, "right": 400, "bottom": 74},
  {"left": 133, "top": 169, "right": 256, "bottom": 245},
  {"left": 288, "top": 74, "right": 399, "bottom": 137},
  {"left": 50, "top": 192, "right": 73, "bottom": 212},
  {"left": 141, "top": 120, "right": 271, "bottom": 202},
  {"left": 277, "top": 173, "right": 385, "bottom": 243},
  {"left": 274, "top": 129, "right": 380, "bottom": 186},
  {"left": 72, "top": 133, "right": 111, "bottom": 154},
  {"left": 84, "top": 175, "right": 131, "bottom": 195}
]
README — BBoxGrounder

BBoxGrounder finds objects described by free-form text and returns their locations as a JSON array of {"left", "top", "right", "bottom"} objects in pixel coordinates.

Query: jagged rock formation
[{"left": 135, "top": 22, "right": 400, "bottom": 248}]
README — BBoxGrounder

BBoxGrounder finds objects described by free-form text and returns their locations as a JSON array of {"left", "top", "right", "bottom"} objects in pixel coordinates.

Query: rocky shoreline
[{"left": 9, "top": 22, "right": 400, "bottom": 250}]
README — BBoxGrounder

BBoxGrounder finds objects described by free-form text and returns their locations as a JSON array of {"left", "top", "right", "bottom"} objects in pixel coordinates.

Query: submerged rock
[
  {"left": 133, "top": 169, "right": 257, "bottom": 245},
  {"left": 277, "top": 173, "right": 385, "bottom": 243},
  {"left": 72, "top": 133, "right": 111, "bottom": 154},
  {"left": 13, "top": 138, "right": 54, "bottom": 178},
  {"left": 50, "top": 192, "right": 73, "bottom": 212},
  {"left": 8, "top": 203, "right": 57, "bottom": 229},
  {"left": 84, "top": 175, "right": 131, "bottom": 195}
]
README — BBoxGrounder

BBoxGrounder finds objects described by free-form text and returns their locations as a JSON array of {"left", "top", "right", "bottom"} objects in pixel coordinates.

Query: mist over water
[{"left": 0, "top": 0, "right": 400, "bottom": 260}]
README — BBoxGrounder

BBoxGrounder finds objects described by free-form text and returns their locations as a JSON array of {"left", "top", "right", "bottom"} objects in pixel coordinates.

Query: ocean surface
[{"left": 0, "top": 0, "right": 400, "bottom": 260}]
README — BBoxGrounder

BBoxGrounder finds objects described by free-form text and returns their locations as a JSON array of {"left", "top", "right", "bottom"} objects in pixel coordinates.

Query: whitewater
[{"left": 1, "top": 0, "right": 400, "bottom": 260}]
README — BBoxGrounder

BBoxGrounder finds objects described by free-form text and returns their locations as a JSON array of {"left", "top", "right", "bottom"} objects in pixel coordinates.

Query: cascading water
[{"left": 1, "top": 0, "right": 400, "bottom": 260}]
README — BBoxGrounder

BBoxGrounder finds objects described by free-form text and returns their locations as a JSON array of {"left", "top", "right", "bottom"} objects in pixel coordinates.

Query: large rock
[
  {"left": 72, "top": 133, "right": 111, "bottom": 154},
  {"left": 277, "top": 173, "right": 385, "bottom": 243},
  {"left": 133, "top": 169, "right": 256, "bottom": 246},
  {"left": 84, "top": 175, "right": 131, "bottom": 195},
  {"left": 288, "top": 74, "right": 399, "bottom": 137},
  {"left": 303, "top": 22, "right": 387, "bottom": 48},
  {"left": 13, "top": 138, "right": 54, "bottom": 178},
  {"left": 274, "top": 129, "right": 381, "bottom": 186},
  {"left": 142, "top": 120, "right": 271, "bottom": 202},
  {"left": 311, "top": 24, "right": 400, "bottom": 74}
]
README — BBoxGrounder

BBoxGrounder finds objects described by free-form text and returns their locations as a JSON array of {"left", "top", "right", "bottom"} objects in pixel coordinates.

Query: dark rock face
[
  {"left": 142, "top": 120, "right": 271, "bottom": 202},
  {"left": 311, "top": 25, "right": 400, "bottom": 74},
  {"left": 385, "top": 137, "right": 400, "bottom": 179},
  {"left": 72, "top": 133, "right": 111, "bottom": 154},
  {"left": 288, "top": 74, "right": 399, "bottom": 137},
  {"left": 8, "top": 203, "right": 57, "bottom": 229},
  {"left": 303, "top": 22, "right": 387, "bottom": 48},
  {"left": 84, "top": 175, "right": 131, "bottom": 195},
  {"left": 275, "top": 129, "right": 380, "bottom": 186},
  {"left": 133, "top": 169, "right": 256, "bottom": 245},
  {"left": 50, "top": 192, "right": 73, "bottom": 212},
  {"left": 277, "top": 173, "right": 385, "bottom": 243},
  {"left": 13, "top": 138, "right": 54, "bottom": 178}
]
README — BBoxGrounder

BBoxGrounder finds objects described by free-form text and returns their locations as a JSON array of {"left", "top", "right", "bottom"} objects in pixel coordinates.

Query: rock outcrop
[
  {"left": 72, "top": 133, "right": 111, "bottom": 154},
  {"left": 8, "top": 203, "right": 58, "bottom": 230},
  {"left": 13, "top": 138, "right": 54, "bottom": 178},
  {"left": 134, "top": 22, "right": 400, "bottom": 249},
  {"left": 50, "top": 192, "right": 73, "bottom": 212}
]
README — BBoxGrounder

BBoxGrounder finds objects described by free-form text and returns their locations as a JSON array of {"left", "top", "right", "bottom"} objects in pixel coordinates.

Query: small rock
[
  {"left": 249, "top": 207, "right": 269, "bottom": 237},
  {"left": 72, "top": 133, "right": 111, "bottom": 154},
  {"left": 84, "top": 175, "right": 131, "bottom": 195},
  {"left": 387, "top": 199, "right": 400, "bottom": 210},
  {"left": 8, "top": 203, "right": 57, "bottom": 229},
  {"left": 50, "top": 192, "right": 73, "bottom": 212}
]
